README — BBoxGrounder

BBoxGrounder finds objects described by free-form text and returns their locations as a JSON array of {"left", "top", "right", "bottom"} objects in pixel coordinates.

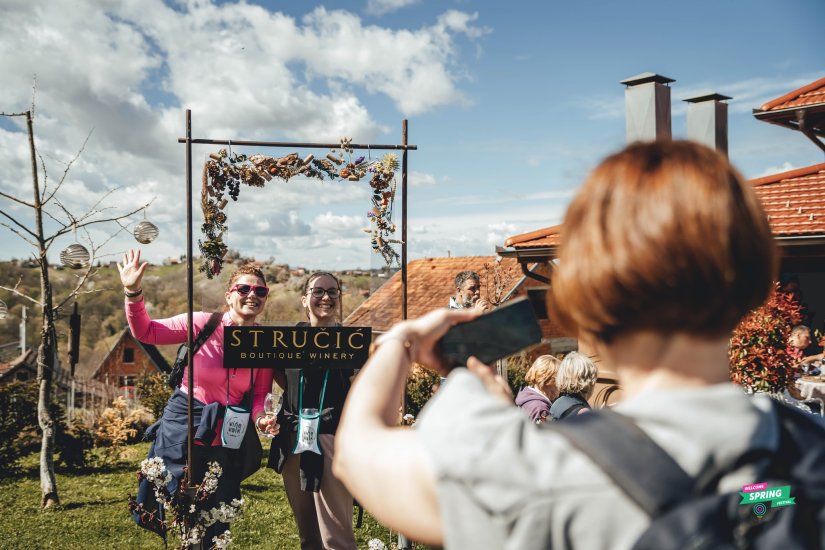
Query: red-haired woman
[
  {"left": 120, "top": 249, "right": 277, "bottom": 543},
  {"left": 331, "top": 141, "right": 822, "bottom": 548}
]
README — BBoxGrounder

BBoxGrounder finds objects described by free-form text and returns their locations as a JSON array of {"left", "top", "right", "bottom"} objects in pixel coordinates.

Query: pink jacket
[{"left": 125, "top": 298, "right": 273, "bottom": 445}]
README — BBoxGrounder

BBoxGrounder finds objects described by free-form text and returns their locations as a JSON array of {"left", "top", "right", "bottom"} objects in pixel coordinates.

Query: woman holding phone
[{"left": 331, "top": 141, "right": 810, "bottom": 548}]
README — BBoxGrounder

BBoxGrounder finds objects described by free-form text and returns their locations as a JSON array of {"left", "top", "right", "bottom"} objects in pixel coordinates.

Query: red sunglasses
[{"left": 229, "top": 284, "right": 270, "bottom": 298}]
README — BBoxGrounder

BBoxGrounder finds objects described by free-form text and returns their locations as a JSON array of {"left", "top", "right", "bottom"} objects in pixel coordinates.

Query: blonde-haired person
[
  {"left": 515, "top": 355, "right": 561, "bottom": 423},
  {"left": 549, "top": 351, "right": 598, "bottom": 420}
]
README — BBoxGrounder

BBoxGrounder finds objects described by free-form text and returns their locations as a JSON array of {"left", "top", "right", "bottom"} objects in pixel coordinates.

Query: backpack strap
[
  {"left": 547, "top": 410, "right": 694, "bottom": 517},
  {"left": 191, "top": 312, "right": 223, "bottom": 356}
]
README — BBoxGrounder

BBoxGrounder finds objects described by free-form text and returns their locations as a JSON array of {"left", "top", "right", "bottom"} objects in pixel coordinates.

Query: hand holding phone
[{"left": 438, "top": 297, "right": 542, "bottom": 368}]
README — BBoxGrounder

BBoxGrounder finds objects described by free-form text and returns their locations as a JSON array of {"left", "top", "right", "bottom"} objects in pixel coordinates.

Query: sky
[{"left": 0, "top": 0, "right": 823, "bottom": 271}]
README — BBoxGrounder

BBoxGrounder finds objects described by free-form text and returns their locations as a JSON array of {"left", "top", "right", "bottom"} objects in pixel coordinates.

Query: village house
[
  {"left": 84, "top": 327, "right": 170, "bottom": 400},
  {"left": 497, "top": 73, "right": 825, "bottom": 407}
]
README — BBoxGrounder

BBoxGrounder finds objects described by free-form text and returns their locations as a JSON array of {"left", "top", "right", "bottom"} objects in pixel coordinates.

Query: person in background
[
  {"left": 331, "top": 140, "right": 809, "bottom": 549},
  {"left": 268, "top": 272, "right": 357, "bottom": 550},
  {"left": 515, "top": 355, "right": 561, "bottom": 423},
  {"left": 548, "top": 351, "right": 598, "bottom": 420},
  {"left": 119, "top": 249, "right": 277, "bottom": 544},
  {"left": 449, "top": 270, "right": 491, "bottom": 312},
  {"left": 789, "top": 325, "right": 823, "bottom": 375}
]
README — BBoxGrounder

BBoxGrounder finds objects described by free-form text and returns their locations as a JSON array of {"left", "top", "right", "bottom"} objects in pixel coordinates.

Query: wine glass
[{"left": 261, "top": 392, "right": 282, "bottom": 438}]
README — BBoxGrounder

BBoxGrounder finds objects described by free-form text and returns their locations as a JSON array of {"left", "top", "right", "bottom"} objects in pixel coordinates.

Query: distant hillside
[{"left": 0, "top": 260, "right": 386, "bottom": 378}]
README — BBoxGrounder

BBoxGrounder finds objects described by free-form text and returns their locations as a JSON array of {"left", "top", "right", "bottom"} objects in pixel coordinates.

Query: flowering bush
[
  {"left": 729, "top": 284, "right": 804, "bottom": 394},
  {"left": 128, "top": 458, "right": 243, "bottom": 550}
]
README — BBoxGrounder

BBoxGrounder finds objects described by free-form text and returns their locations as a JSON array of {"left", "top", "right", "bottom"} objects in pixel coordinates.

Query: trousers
[{"left": 282, "top": 434, "right": 357, "bottom": 550}]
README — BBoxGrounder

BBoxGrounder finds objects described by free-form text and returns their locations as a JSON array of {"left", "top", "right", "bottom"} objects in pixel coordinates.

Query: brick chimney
[{"left": 620, "top": 72, "right": 674, "bottom": 142}]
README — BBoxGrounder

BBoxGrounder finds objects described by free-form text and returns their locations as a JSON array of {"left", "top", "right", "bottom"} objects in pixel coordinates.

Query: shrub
[
  {"left": 135, "top": 371, "right": 172, "bottom": 421},
  {"left": 505, "top": 352, "right": 530, "bottom": 395},
  {"left": 0, "top": 381, "right": 39, "bottom": 475},
  {"left": 405, "top": 365, "right": 440, "bottom": 418},
  {"left": 95, "top": 396, "right": 138, "bottom": 461},
  {"left": 730, "top": 284, "right": 804, "bottom": 394},
  {"left": 56, "top": 418, "right": 94, "bottom": 470}
]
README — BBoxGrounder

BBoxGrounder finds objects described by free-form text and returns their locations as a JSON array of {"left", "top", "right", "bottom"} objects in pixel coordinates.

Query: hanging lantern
[
  {"left": 0, "top": 300, "right": 7, "bottom": 320},
  {"left": 60, "top": 244, "right": 90, "bottom": 269},
  {"left": 133, "top": 220, "right": 160, "bottom": 244}
]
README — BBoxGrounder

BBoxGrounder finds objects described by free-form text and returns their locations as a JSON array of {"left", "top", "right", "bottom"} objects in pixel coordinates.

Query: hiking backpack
[{"left": 549, "top": 403, "right": 825, "bottom": 549}]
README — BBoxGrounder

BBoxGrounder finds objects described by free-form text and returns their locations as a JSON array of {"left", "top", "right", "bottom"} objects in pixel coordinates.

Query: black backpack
[
  {"left": 549, "top": 393, "right": 590, "bottom": 420},
  {"left": 549, "top": 403, "right": 825, "bottom": 549},
  {"left": 166, "top": 312, "right": 222, "bottom": 389}
]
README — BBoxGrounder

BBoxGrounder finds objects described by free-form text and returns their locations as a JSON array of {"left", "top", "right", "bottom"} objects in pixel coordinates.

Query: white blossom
[
  {"left": 368, "top": 539, "right": 387, "bottom": 550},
  {"left": 212, "top": 530, "right": 233, "bottom": 550}
]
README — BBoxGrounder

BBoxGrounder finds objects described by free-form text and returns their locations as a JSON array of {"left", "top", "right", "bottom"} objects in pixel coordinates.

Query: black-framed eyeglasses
[
  {"left": 309, "top": 287, "right": 340, "bottom": 299},
  {"left": 230, "top": 284, "right": 270, "bottom": 298}
]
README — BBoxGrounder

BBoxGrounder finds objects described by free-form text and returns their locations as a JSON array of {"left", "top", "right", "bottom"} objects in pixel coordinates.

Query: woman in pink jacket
[{"left": 120, "top": 248, "right": 277, "bottom": 542}]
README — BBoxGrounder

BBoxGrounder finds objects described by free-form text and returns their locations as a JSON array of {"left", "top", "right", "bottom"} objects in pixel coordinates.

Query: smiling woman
[
  {"left": 119, "top": 248, "right": 277, "bottom": 545},
  {"left": 266, "top": 271, "right": 358, "bottom": 550}
]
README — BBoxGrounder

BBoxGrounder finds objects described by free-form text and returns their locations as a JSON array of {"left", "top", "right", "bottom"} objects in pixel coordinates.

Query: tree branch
[
  {"left": 47, "top": 200, "right": 153, "bottom": 242},
  {"left": 0, "top": 222, "right": 38, "bottom": 247},
  {"left": 0, "top": 209, "right": 39, "bottom": 240},
  {"left": 38, "top": 152, "right": 49, "bottom": 198},
  {"left": 0, "top": 189, "right": 34, "bottom": 208},
  {"left": 0, "top": 283, "right": 41, "bottom": 307},
  {"left": 41, "top": 128, "right": 93, "bottom": 206},
  {"left": 0, "top": 111, "right": 27, "bottom": 117}
]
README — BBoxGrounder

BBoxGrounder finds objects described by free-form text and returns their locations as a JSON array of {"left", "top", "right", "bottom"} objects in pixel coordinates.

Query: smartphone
[{"left": 438, "top": 297, "right": 542, "bottom": 368}]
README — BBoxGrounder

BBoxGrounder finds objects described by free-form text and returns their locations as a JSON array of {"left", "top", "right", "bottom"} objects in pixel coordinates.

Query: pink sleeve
[
  {"left": 252, "top": 368, "right": 274, "bottom": 419},
  {"left": 125, "top": 297, "right": 204, "bottom": 345}
]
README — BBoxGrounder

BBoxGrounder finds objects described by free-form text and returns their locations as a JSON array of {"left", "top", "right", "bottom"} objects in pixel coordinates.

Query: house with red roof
[
  {"left": 496, "top": 74, "right": 825, "bottom": 405},
  {"left": 344, "top": 255, "right": 623, "bottom": 407},
  {"left": 345, "top": 255, "right": 569, "bottom": 350}
]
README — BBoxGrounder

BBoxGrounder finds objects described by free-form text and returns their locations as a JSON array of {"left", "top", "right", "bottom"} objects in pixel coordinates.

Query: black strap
[
  {"left": 191, "top": 312, "right": 222, "bottom": 357},
  {"left": 547, "top": 410, "right": 694, "bottom": 517}
]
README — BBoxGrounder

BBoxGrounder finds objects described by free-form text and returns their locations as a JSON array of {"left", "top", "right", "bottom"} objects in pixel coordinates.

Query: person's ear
[{"left": 225, "top": 290, "right": 232, "bottom": 306}]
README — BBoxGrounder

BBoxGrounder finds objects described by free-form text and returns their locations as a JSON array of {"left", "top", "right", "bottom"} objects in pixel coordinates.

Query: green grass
[{"left": 0, "top": 442, "right": 419, "bottom": 549}]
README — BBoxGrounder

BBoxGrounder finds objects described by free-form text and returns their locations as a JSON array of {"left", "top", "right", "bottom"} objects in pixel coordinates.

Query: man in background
[{"left": 449, "top": 270, "right": 492, "bottom": 312}]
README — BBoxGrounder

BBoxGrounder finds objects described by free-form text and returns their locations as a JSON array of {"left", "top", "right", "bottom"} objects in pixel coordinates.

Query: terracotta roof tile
[
  {"left": 503, "top": 224, "right": 562, "bottom": 249},
  {"left": 344, "top": 256, "right": 523, "bottom": 331},
  {"left": 501, "top": 163, "right": 825, "bottom": 251},
  {"left": 752, "top": 163, "right": 825, "bottom": 236},
  {"left": 759, "top": 76, "right": 825, "bottom": 112}
]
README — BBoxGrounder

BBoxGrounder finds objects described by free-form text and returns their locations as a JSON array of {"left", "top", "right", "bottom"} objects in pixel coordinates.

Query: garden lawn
[{"left": 0, "top": 442, "right": 416, "bottom": 549}]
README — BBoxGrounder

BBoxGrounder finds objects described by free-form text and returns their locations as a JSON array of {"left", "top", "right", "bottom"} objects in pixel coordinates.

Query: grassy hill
[{"left": 0, "top": 259, "right": 382, "bottom": 377}]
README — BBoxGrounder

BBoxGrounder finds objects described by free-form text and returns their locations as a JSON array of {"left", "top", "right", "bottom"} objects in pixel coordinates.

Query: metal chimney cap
[
  {"left": 620, "top": 72, "right": 675, "bottom": 87},
  {"left": 683, "top": 92, "right": 732, "bottom": 103}
]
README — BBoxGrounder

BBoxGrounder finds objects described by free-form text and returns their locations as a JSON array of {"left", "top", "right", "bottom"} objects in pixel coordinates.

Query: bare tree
[{"left": 0, "top": 107, "right": 149, "bottom": 508}]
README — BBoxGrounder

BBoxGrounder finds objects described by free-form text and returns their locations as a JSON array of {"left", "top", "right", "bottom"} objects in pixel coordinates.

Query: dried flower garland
[{"left": 200, "top": 141, "right": 401, "bottom": 277}]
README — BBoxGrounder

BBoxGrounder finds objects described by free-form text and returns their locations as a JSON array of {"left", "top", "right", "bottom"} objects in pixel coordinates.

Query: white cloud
[
  {"left": 366, "top": 0, "right": 420, "bottom": 16},
  {"left": 410, "top": 170, "right": 437, "bottom": 186},
  {"left": 753, "top": 161, "right": 797, "bottom": 178},
  {"left": 0, "top": 1, "right": 487, "bottom": 269}
]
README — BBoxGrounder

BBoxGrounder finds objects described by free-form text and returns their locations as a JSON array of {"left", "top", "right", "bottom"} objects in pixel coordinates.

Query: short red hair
[{"left": 550, "top": 141, "right": 777, "bottom": 343}]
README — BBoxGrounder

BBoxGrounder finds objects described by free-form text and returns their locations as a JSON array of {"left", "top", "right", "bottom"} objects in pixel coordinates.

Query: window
[
  {"left": 123, "top": 348, "right": 135, "bottom": 363},
  {"left": 119, "top": 375, "right": 134, "bottom": 388}
]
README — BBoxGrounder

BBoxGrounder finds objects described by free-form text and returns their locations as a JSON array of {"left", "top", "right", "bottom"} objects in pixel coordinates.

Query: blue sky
[{"left": 0, "top": 0, "right": 823, "bottom": 270}]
